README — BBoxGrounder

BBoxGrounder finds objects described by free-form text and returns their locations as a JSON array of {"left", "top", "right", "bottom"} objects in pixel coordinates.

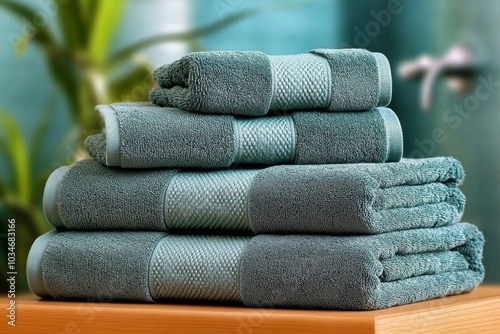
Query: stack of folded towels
[{"left": 27, "top": 49, "right": 484, "bottom": 310}]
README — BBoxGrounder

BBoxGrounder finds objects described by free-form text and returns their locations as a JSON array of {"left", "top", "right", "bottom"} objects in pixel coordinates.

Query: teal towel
[
  {"left": 150, "top": 48, "right": 392, "bottom": 115},
  {"left": 27, "top": 223, "right": 484, "bottom": 310},
  {"left": 84, "top": 103, "right": 403, "bottom": 168},
  {"left": 44, "top": 157, "right": 465, "bottom": 234}
]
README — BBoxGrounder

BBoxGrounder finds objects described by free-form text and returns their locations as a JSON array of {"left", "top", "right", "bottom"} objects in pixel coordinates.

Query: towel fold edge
[
  {"left": 240, "top": 223, "right": 484, "bottom": 310},
  {"left": 26, "top": 230, "right": 58, "bottom": 297},
  {"left": 96, "top": 104, "right": 120, "bottom": 166},
  {"left": 373, "top": 53, "right": 392, "bottom": 107},
  {"left": 43, "top": 166, "right": 70, "bottom": 228},
  {"left": 378, "top": 107, "right": 404, "bottom": 162}
]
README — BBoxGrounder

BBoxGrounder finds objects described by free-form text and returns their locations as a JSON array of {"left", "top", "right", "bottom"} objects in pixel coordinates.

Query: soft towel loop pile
[
  {"left": 84, "top": 103, "right": 403, "bottom": 168},
  {"left": 150, "top": 48, "right": 391, "bottom": 115},
  {"left": 44, "top": 157, "right": 465, "bottom": 234},
  {"left": 27, "top": 223, "right": 484, "bottom": 310},
  {"left": 28, "top": 47, "right": 485, "bottom": 311}
]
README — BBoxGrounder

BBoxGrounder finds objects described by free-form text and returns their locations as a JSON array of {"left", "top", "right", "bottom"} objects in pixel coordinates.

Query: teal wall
[{"left": 194, "top": 0, "right": 340, "bottom": 53}]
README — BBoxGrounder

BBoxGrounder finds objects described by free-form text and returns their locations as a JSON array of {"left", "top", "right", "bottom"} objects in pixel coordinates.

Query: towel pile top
[
  {"left": 28, "top": 48, "right": 484, "bottom": 311},
  {"left": 150, "top": 48, "right": 392, "bottom": 115}
]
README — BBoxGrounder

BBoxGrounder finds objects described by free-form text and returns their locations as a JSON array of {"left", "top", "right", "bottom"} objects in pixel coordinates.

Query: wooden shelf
[{"left": 2, "top": 285, "right": 500, "bottom": 333}]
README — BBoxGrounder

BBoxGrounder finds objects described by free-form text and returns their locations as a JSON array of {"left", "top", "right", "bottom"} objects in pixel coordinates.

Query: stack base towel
[
  {"left": 150, "top": 48, "right": 392, "bottom": 115},
  {"left": 84, "top": 103, "right": 403, "bottom": 168},
  {"left": 44, "top": 157, "right": 465, "bottom": 234},
  {"left": 27, "top": 223, "right": 484, "bottom": 310}
]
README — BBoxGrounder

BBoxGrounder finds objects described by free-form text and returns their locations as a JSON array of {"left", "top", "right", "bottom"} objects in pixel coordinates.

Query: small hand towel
[
  {"left": 84, "top": 102, "right": 403, "bottom": 168},
  {"left": 150, "top": 48, "right": 391, "bottom": 115}
]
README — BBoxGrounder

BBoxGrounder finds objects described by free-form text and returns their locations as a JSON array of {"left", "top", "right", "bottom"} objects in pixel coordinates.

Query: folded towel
[
  {"left": 44, "top": 157, "right": 465, "bottom": 234},
  {"left": 150, "top": 48, "right": 392, "bottom": 115},
  {"left": 84, "top": 103, "right": 403, "bottom": 168},
  {"left": 27, "top": 223, "right": 484, "bottom": 310}
]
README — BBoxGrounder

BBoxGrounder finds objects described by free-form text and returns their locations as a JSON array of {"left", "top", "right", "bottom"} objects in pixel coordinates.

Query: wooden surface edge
[
  {"left": 1, "top": 285, "right": 499, "bottom": 334},
  {"left": 375, "top": 297, "right": 500, "bottom": 333}
]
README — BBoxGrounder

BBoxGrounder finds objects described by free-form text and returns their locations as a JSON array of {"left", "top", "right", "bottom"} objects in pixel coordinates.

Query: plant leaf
[
  {"left": 47, "top": 126, "right": 80, "bottom": 170},
  {"left": 56, "top": 0, "right": 86, "bottom": 49},
  {"left": 0, "top": 177, "right": 7, "bottom": 197},
  {"left": 107, "top": 62, "right": 155, "bottom": 103},
  {"left": 107, "top": 0, "right": 305, "bottom": 67},
  {"left": 0, "top": 0, "right": 61, "bottom": 53},
  {"left": 46, "top": 54, "right": 80, "bottom": 120},
  {"left": 88, "top": 0, "right": 126, "bottom": 66},
  {"left": 0, "top": 112, "right": 30, "bottom": 204},
  {"left": 0, "top": 137, "right": 12, "bottom": 195},
  {"left": 78, "top": 0, "right": 99, "bottom": 29},
  {"left": 30, "top": 95, "right": 56, "bottom": 179}
]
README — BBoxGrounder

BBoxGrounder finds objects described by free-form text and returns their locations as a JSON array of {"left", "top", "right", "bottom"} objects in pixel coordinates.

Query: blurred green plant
[
  {"left": 1, "top": 0, "right": 300, "bottom": 135},
  {"left": 0, "top": 0, "right": 301, "bottom": 292},
  {"left": 0, "top": 103, "right": 54, "bottom": 292}
]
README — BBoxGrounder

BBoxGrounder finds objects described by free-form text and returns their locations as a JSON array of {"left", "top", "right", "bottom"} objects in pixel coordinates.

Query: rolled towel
[
  {"left": 84, "top": 102, "right": 403, "bottom": 168},
  {"left": 150, "top": 48, "right": 392, "bottom": 115},
  {"left": 27, "top": 223, "right": 484, "bottom": 310},
  {"left": 44, "top": 157, "right": 465, "bottom": 234}
]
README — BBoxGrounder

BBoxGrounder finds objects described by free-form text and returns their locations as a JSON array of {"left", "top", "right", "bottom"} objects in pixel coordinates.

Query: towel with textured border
[
  {"left": 84, "top": 103, "right": 403, "bottom": 169},
  {"left": 150, "top": 48, "right": 392, "bottom": 115},
  {"left": 44, "top": 157, "right": 465, "bottom": 234},
  {"left": 27, "top": 223, "right": 484, "bottom": 310}
]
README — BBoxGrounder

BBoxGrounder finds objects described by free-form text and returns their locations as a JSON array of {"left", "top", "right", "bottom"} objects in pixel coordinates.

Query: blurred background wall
[{"left": 0, "top": 0, "right": 499, "bottom": 292}]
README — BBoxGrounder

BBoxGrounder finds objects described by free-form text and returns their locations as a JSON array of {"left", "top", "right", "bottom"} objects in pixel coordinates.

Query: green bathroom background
[{"left": 1, "top": 0, "right": 499, "bottom": 292}]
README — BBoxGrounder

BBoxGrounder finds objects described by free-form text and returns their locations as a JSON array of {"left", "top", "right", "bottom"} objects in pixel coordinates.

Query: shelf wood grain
[{"left": 1, "top": 285, "right": 500, "bottom": 334}]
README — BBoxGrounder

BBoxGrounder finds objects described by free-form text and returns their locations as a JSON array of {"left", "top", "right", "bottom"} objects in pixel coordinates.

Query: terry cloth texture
[
  {"left": 44, "top": 157, "right": 465, "bottom": 234},
  {"left": 84, "top": 103, "right": 403, "bottom": 168},
  {"left": 240, "top": 223, "right": 484, "bottom": 310},
  {"left": 27, "top": 231, "right": 166, "bottom": 302},
  {"left": 27, "top": 223, "right": 484, "bottom": 310},
  {"left": 150, "top": 48, "right": 392, "bottom": 115}
]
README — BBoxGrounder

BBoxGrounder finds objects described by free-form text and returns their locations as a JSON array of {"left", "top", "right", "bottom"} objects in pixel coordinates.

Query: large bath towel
[
  {"left": 44, "top": 157, "right": 465, "bottom": 234},
  {"left": 27, "top": 223, "right": 484, "bottom": 310},
  {"left": 150, "top": 48, "right": 392, "bottom": 115},
  {"left": 84, "top": 103, "right": 403, "bottom": 169}
]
